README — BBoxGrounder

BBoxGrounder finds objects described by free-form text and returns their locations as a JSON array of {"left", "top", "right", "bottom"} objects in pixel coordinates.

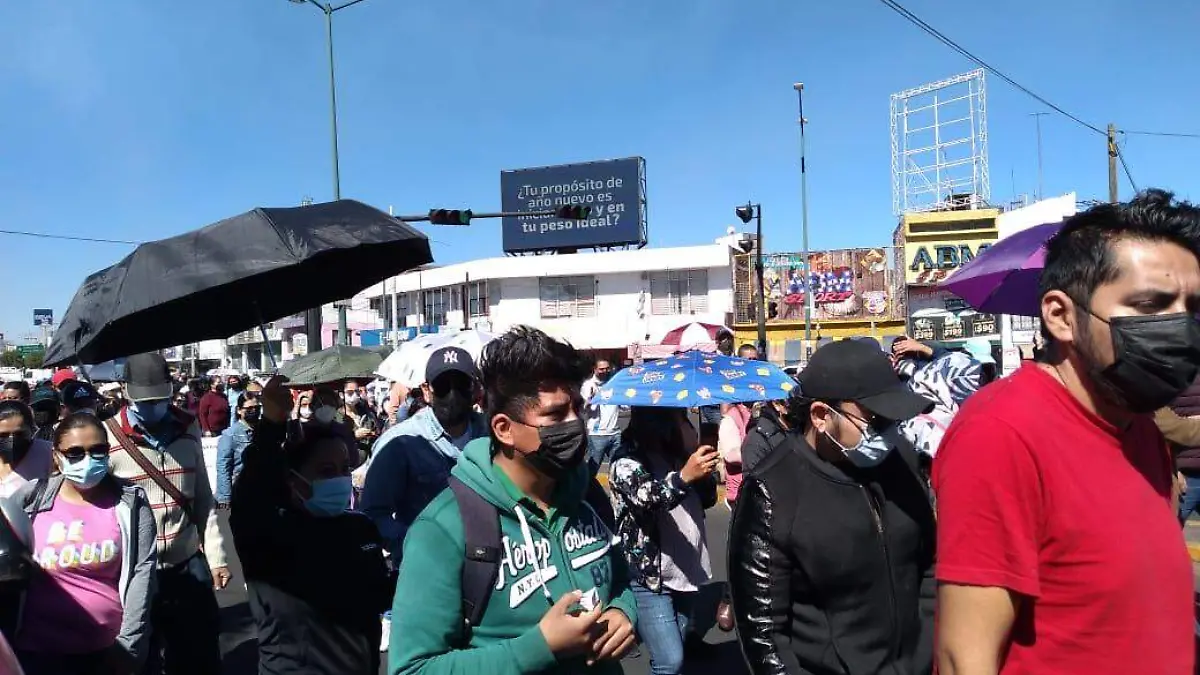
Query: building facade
[{"left": 358, "top": 237, "right": 741, "bottom": 360}]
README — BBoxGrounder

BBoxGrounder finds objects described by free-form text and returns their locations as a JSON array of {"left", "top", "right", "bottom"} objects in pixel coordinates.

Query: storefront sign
[
  {"left": 907, "top": 312, "right": 999, "bottom": 342},
  {"left": 904, "top": 237, "right": 995, "bottom": 285}
]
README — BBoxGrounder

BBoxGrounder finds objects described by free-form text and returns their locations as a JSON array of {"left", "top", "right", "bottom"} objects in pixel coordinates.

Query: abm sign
[
  {"left": 33, "top": 309, "right": 53, "bottom": 327},
  {"left": 501, "top": 157, "right": 645, "bottom": 253}
]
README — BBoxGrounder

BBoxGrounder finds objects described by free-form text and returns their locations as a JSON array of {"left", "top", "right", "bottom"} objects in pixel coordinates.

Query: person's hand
[
  {"left": 1176, "top": 471, "right": 1188, "bottom": 497},
  {"left": 891, "top": 337, "right": 933, "bottom": 360},
  {"left": 587, "top": 608, "right": 636, "bottom": 665},
  {"left": 354, "top": 426, "right": 371, "bottom": 440},
  {"left": 261, "top": 376, "right": 293, "bottom": 424},
  {"left": 539, "top": 591, "right": 603, "bottom": 658},
  {"left": 681, "top": 445, "right": 720, "bottom": 484},
  {"left": 212, "top": 566, "right": 232, "bottom": 591}
]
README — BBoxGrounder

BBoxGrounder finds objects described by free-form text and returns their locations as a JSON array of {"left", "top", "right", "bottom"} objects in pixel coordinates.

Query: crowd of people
[{"left": 0, "top": 190, "right": 1197, "bottom": 675}]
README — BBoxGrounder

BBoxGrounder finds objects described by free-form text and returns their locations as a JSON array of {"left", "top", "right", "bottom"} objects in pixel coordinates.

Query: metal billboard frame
[{"left": 890, "top": 70, "right": 991, "bottom": 215}]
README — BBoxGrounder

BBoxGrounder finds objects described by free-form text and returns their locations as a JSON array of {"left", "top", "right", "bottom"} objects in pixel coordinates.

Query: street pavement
[{"left": 215, "top": 502, "right": 746, "bottom": 675}]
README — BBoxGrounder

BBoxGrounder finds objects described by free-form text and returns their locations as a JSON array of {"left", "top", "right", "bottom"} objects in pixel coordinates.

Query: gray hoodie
[{"left": 10, "top": 474, "right": 157, "bottom": 666}]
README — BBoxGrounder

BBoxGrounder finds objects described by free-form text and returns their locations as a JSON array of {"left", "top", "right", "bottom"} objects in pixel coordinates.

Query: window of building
[
  {"left": 422, "top": 288, "right": 452, "bottom": 327},
  {"left": 650, "top": 269, "right": 709, "bottom": 315},
  {"left": 539, "top": 276, "right": 596, "bottom": 318},
  {"left": 467, "top": 281, "right": 489, "bottom": 319}
]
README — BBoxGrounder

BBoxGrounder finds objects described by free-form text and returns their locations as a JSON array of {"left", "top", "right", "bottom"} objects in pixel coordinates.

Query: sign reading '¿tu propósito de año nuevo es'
[{"left": 500, "top": 157, "right": 645, "bottom": 253}]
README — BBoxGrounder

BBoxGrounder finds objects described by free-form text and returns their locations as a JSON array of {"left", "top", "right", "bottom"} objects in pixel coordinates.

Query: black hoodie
[{"left": 230, "top": 420, "right": 392, "bottom": 674}]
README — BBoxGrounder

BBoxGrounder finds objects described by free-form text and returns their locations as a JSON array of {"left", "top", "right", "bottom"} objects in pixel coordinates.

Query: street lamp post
[
  {"left": 794, "top": 83, "right": 812, "bottom": 342},
  {"left": 290, "top": 0, "right": 371, "bottom": 347},
  {"left": 736, "top": 203, "right": 768, "bottom": 361}
]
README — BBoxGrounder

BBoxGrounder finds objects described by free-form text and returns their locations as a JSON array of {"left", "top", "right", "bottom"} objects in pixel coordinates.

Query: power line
[
  {"left": 0, "top": 228, "right": 141, "bottom": 245},
  {"left": 1116, "top": 140, "right": 1138, "bottom": 193},
  {"left": 876, "top": 0, "right": 1105, "bottom": 136},
  {"left": 1121, "top": 129, "right": 1200, "bottom": 139}
]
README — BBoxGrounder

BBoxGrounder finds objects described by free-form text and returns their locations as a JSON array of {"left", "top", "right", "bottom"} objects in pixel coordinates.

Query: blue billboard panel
[
  {"left": 501, "top": 157, "right": 645, "bottom": 253},
  {"left": 33, "top": 309, "right": 53, "bottom": 327}
]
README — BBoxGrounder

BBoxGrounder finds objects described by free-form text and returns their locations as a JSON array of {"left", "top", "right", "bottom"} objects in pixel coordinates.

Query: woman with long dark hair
[
  {"left": 10, "top": 412, "right": 156, "bottom": 674},
  {"left": 608, "top": 406, "right": 720, "bottom": 675}
]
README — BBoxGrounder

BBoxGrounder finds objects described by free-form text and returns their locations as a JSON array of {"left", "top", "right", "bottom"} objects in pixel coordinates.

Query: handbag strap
[{"left": 105, "top": 417, "right": 199, "bottom": 529}]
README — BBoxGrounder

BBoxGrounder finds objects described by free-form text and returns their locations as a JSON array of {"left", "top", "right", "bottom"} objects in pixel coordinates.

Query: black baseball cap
[
  {"left": 124, "top": 352, "right": 173, "bottom": 402},
  {"left": 61, "top": 381, "right": 99, "bottom": 407},
  {"left": 798, "top": 339, "right": 934, "bottom": 422},
  {"left": 425, "top": 347, "right": 480, "bottom": 385}
]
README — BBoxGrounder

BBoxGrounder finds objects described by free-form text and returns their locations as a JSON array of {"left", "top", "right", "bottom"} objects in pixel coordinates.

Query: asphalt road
[{"left": 215, "top": 503, "right": 746, "bottom": 675}]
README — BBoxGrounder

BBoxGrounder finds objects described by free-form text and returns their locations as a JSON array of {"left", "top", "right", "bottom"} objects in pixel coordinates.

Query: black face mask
[
  {"left": 0, "top": 435, "right": 32, "bottom": 465},
  {"left": 32, "top": 409, "right": 58, "bottom": 430},
  {"left": 243, "top": 408, "right": 261, "bottom": 425},
  {"left": 1085, "top": 311, "right": 1200, "bottom": 413},
  {"left": 521, "top": 418, "right": 588, "bottom": 479},
  {"left": 431, "top": 389, "right": 472, "bottom": 429}
]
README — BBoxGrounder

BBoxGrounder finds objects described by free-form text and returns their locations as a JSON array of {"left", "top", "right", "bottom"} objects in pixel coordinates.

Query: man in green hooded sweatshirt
[{"left": 389, "top": 326, "right": 638, "bottom": 675}]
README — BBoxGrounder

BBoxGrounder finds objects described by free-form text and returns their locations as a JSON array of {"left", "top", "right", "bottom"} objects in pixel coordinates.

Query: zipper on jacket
[{"left": 861, "top": 487, "right": 900, "bottom": 661}]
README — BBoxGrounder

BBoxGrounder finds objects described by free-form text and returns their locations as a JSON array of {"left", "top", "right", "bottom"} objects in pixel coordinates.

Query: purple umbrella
[{"left": 939, "top": 221, "right": 1063, "bottom": 316}]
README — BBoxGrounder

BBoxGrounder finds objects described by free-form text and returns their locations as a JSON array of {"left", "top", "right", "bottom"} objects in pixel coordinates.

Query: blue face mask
[
  {"left": 292, "top": 472, "right": 352, "bottom": 517},
  {"left": 128, "top": 400, "right": 170, "bottom": 429},
  {"left": 61, "top": 455, "right": 109, "bottom": 490}
]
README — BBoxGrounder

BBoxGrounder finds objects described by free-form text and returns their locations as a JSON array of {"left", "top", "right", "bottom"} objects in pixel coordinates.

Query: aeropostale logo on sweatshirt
[{"left": 496, "top": 509, "right": 616, "bottom": 608}]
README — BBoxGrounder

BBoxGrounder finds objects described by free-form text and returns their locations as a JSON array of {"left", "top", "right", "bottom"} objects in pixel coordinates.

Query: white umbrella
[{"left": 375, "top": 329, "right": 495, "bottom": 387}]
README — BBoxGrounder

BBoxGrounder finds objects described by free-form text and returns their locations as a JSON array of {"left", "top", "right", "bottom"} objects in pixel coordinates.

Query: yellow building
[{"left": 894, "top": 208, "right": 1001, "bottom": 349}]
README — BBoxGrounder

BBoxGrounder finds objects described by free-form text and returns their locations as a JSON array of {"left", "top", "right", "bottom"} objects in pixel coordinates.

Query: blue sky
[{"left": 2, "top": 0, "right": 1198, "bottom": 344}]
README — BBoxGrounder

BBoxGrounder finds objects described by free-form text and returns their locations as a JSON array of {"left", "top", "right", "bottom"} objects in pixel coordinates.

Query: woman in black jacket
[{"left": 230, "top": 377, "right": 391, "bottom": 675}]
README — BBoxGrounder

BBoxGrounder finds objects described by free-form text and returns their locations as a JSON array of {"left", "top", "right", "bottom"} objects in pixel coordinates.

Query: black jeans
[{"left": 143, "top": 553, "right": 221, "bottom": 675}]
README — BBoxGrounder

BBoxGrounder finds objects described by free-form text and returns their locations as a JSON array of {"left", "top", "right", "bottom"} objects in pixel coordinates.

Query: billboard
[
  {"left": 734, "top": 248, "right": 902, "bottom": 324},
  {"left": 33, "top": 309, "right": 53, "bottom": 327},
  {"left": 501, "top": 157, "right": 646, "bottom": 253}
]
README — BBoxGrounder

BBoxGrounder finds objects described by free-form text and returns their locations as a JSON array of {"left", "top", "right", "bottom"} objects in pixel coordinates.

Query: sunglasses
[{"left": 59, "top": 443, "right": 111, "bottom": 462}]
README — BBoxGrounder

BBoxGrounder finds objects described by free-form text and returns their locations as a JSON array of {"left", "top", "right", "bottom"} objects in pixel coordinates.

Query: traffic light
[
  {"left": 735, "top": 204, "right": 755, "bottom": 224},
  {"left": 554, "top": 205, "right": 592, "bottom": 220},
  {"left": 428, "top": 209, "right": 472, "bottom": 225}
]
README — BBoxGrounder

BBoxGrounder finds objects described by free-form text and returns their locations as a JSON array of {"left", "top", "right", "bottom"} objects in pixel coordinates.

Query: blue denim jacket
[
  {"left": 216, "top": 421, "right": 253, "bottom": 504},
  {"left": 359, "top": 406, "right": 487, "bottom": 557}
]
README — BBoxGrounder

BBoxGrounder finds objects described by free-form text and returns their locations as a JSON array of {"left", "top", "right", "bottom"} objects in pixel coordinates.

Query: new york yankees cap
[{"left": 425, "top": 346, "right": 480, "bottom": 385}]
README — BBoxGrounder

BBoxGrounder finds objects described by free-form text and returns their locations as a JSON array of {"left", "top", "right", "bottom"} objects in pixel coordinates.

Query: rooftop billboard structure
[{"left": 890, "top": 70, "right": 991, "bottom": 215}]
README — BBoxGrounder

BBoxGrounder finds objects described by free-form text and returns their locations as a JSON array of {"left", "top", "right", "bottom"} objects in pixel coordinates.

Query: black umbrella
[{"left": 45, "top": 200, "right": 431, "bottom": 366}]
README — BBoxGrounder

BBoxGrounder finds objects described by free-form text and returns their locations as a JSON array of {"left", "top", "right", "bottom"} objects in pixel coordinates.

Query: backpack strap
[{"left": 449, "top": 475, "right": 501, "bottom": 645}]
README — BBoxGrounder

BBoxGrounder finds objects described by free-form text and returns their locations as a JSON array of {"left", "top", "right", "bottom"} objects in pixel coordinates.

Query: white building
[{"left": 359, "top": 234, "right": 745, "bottom": 359}]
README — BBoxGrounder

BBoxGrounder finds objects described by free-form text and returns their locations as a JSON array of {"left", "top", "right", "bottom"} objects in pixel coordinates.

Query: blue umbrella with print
[{"left": 589, "top": 350, "right": 798, "bottom": 408}]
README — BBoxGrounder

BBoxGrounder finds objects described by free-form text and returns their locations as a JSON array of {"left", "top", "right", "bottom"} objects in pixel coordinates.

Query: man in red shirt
[{"left": 935, "top": 189, "right": 1200, "bottom": 675}]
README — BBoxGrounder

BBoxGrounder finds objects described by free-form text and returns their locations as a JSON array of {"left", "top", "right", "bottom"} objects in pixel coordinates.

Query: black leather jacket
[{"left": 729, "top": 432, "right": 936, "bottom": 675}]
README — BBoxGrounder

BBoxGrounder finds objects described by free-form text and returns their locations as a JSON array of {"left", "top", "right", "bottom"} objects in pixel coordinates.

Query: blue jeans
[
  {"left": 587, "top": 434, "right": 621, "bottom": 475},
  {"left": 632, "top": 583, "right": 697, "bottom": 675},
  {"left": 1180, "top": 475, "right": 1200, "bottom": 524}
]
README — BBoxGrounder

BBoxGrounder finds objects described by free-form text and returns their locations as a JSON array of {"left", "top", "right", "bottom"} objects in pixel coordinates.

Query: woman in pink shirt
[{"left": 10, "top": 412, "right": 156, "bottom": 675}]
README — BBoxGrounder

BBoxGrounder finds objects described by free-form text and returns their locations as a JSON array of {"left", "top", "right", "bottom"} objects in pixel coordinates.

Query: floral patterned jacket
[{"left": 608, "top": 440, "right": 718, "bottom": 593}]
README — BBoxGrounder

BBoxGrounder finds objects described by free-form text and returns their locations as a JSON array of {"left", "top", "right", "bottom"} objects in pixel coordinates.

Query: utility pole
[
  {"left": 1107, "top": 123, "right": 1119, "bottom": 203},
  {"left": 794, "top": 83, "right": 812, "bottom": 342},
  {"left": 1030, "top": 112, "right": 1048, "bottom": 201}
]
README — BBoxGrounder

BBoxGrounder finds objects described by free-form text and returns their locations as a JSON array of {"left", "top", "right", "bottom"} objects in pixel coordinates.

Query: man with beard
[
  {"left": 935, "top": 190, "right": 1200, "bottom": 675},
  {"left": 361, "top": 346, "right": 488, "bottom": 560}
]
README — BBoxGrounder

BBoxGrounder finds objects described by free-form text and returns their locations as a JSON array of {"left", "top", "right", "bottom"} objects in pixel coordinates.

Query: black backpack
[{"left": 449, "top": 475, "right": 616, "bottom": 644}]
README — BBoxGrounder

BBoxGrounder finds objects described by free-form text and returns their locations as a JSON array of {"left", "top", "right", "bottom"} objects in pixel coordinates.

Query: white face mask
[
  {"left": 826, "top": 409, "right": 893, "bottom": 468},
  {"left": 299, "top": 406, "right": 312, "bottom": 420},
  {"left": 344, "top": 393, "right": 360, "bottom": 405},
  {"left": 313, "top": 406, "right": 337, "bottom": 425}
]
